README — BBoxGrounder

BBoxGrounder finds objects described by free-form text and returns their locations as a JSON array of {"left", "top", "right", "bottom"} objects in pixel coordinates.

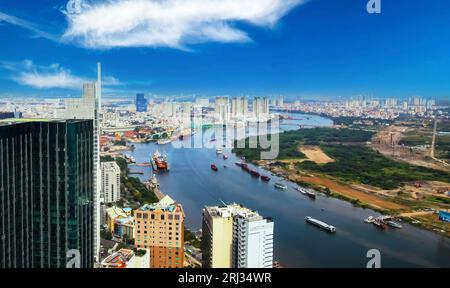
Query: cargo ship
[
  {"left": 260, "top": 175, "right": 271, "bottom": 182},
  {"left": 151, "top": 151, "right": 169, "bottom": 172},
  {"left": 297, "top": 187, "right": 316, "bottom": 199},
  {"left": 249, "top": 169, "right": 260, "bottom": 177},
  {"left": 305, "top": 216, "right": 336, "bottom": 233}
]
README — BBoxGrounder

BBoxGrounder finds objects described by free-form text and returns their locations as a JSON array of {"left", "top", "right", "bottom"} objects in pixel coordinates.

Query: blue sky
[{"left": 0, "top": 0, "right": 450, "bottom": 100}]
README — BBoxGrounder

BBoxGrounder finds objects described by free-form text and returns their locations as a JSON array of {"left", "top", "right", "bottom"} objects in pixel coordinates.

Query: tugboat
[
  {"left": 261, "top": 175, "right": 271, "bottom": 182},
  {"left": 274, "top": 183, "right": 288, "bottom": 190},
  {"left": 305, "top": 216, "right": 336, "bottom": 233},
  {"left": 211, "top": 164, "right": 218, "bottom": 171}
]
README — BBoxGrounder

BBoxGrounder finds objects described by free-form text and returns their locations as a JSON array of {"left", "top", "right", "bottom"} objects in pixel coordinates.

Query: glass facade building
[
  {"left": 135, "top": 93, "right": 148, "bottom": 112},
  {"left": 0, "top": 120, "right": 94, "bottom": 268}
]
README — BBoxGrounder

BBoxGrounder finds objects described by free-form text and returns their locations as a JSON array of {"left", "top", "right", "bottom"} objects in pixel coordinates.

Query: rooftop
[{"left": 138, "top": 195, "right": 182, "bottom": 213}]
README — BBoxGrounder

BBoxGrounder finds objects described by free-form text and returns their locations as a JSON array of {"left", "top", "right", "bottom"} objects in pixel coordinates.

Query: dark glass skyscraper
[
  {"left": 0, "top": 119, "right": 94, "bottom": 268},
  {"left": 135, "top": 93, "right": 148, "bottom": 112}
]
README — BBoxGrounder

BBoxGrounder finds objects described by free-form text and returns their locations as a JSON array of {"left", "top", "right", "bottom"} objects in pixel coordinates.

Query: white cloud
[
  {"left": 1, "top": 60, "right": 123, "bottom": 90},
  {"left": 62, "top": 0, "right": 304, "bottom": 49},
  {"left": 0, "top": 11, "right": 58, "bottom": 41}
]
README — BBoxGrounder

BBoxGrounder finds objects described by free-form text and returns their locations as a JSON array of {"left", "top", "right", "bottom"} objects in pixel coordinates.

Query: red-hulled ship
[
  {"left": 211, "top": 164, "right": 218, "bottom": 171},
  {"left": 151, "top": 151, "right": 169, "bottom": 172}
]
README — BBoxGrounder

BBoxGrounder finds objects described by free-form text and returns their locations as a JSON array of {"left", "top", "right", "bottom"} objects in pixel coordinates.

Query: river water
[{"left": 124, "top": 114, "right": 450, "bottom": 268}]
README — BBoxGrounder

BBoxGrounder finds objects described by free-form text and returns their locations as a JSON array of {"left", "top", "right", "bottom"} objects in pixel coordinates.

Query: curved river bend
[{"left": 125, "top": 114, "right": 450, "bottom": 268}]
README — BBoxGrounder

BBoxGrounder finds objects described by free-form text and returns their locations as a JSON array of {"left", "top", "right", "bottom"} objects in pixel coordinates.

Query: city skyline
[{"left": 0, "top": 0, "right": 450, "bottom": 100}]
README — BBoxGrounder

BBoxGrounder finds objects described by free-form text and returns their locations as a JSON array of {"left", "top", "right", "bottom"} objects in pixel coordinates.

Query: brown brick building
[{"left": 134, "top": 196, "right": 185, "bottom": 268}]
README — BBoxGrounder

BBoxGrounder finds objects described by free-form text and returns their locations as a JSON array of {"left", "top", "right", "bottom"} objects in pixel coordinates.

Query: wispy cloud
[
  {"left": 0, "top": 11, "right": 58, "bottom": 41},
  {"left": 1, "top": 60, "right": 123, "bottom": 90},
  {"left": 62, "top": 0, "right": 305, "bottom": 49}
]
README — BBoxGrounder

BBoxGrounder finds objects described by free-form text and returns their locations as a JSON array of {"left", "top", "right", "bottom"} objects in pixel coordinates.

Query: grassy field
[
  {"left": 296, "top": 145, "right": 450, "bottom": 190},
  {"left": 234, "top": 128, "right": 450, "bottom": 190},
  {"left": 233, "top": 128, "right": 374, "bottom": 161}
]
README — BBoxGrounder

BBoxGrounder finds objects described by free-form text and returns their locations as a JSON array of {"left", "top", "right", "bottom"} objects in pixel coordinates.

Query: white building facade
[{"left": 101, "top": 161, "right": 121, "bottom": 203}]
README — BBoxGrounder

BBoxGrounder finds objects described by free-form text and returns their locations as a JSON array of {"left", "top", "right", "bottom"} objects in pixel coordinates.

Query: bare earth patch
[
  {"left": 292, "top": 175, "right": 404, "bottom": 210},
  {"left": 299, "top": 146, "right": 335, "bottom": 164}
]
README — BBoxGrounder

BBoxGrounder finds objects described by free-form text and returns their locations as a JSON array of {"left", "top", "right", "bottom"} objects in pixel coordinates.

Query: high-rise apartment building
[
  {"left": 56, "top": 63, "right": 102, "bottom": 262},
  {"left": 253, "top": 97, "right": 270, "bottom": 120},
  {"left": 101, "top": 161, "right": 121, "bottom": 203},
  {"left": 0, "top": 119, "right": 94, "bottom": 268},
  {"left": 202, "top": 206, "right": 234, "bottom": 268},
  {"left": 215, "top": 97, "right": 230, "bottom": 123},
  {"left": 231, "top": 97, "right": 248, "bottom": 119},
  {"left": 134, "top": 195, "right": 185, "bottom": 268},
  {"left": 202, "top": 204, "right": 274, "bottom": 268},
  {"left": 135, "top": 93, "right": 148, "bottom": 112}
]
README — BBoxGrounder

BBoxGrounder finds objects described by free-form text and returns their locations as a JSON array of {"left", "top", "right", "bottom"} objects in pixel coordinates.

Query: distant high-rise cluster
[
  {"left": 0, "top": 119, "right": 94, "bottom": 268},
  {"left": 202, "top": 204, "right": 274, "bottom": 268}
]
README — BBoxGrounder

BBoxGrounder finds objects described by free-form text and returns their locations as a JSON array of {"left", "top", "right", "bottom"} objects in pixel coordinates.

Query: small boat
[
  {"left": 179, "top": 135, "right": 184, "bottom": 140},
  {"left": 223, "top": 165, "right": 227, "bottom": 168},
  {"left": 157, "top": 139, "right": 172, "bottom": 145},
  {"left": 249, "top": 170, "right": 260, "bottom": 177},
  {"left": 241, "top": 163, "right": 249, "bottom": 172},
  {"left": 305, "top": 216, "right": 336, "bottom": 233},
  {"left": 261, "top": 175, "right": 271, "bottom": 182},
  {"left": 235, "top": 162, "right": 243, "bottom": 167},
  {"left": 296, "top": 187, "right": 307, "bottom": 195},
  {"left": 210, "top": 138, "right": 217, "bottom": 142},
  {"left": 223, "top": 154, "right": 228, "bottom": 160},
  {"left": 216, "top": 148, "right": 223, "bottom": 154},
  {"left": 372, "top": 220, "right": 386, "bottom": 229},
  {"left": 274, "top": 183, "right": 287, "bottom": 190},
  {"left": 211, "top": 164, "right": 218, "bottom": 171},
  {"left": 364, "top": 216, "right": 375, "bottom": 223},
  {"left": 387, "top": 221, "right": 402, "bottom": 229},
  {"left": 306, "top": 191, "right": 316, "bottom": 199}
]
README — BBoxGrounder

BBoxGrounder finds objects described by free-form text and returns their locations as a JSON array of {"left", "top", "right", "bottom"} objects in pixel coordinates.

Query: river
[{"left": 124, "top": 113, "right": 450, "bottom": 268}]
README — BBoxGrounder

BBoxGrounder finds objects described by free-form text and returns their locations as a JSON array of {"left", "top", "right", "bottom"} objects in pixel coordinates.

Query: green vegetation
[
  {"left": 184, "top": 228, "right": 201, "bottom": 249},
  {"left": 101, "top": 155, "right": 157, "bottom": 205},
  {"left": 133, "top": 248, "right": 147, "bottom": 257},
  {"left": 123, "top": 177, "right": 158, "bottom": 205},
  {"left": 296, "top": 145, "right": 450, "bottom": 190},
  {"left": 233, "top": 128, "right": 374, "bottom": 161},
  {"left": 100, "top": 227, "right": 112, "bottom": 241}
]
